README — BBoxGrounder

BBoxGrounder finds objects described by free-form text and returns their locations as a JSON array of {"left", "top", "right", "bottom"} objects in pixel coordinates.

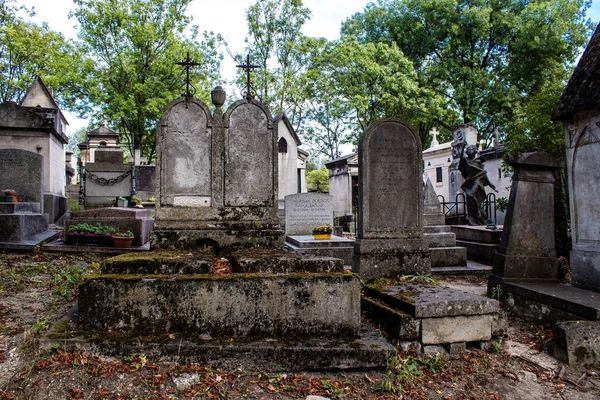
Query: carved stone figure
[{"left": 458, "top": 145, "right": 497, "bottom": 225}]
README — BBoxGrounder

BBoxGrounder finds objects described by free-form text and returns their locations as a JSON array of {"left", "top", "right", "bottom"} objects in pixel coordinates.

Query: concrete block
[
  {"left": 553, "top": 321, "right": 600, "bottom": 365},
  {"left": 446, "top": 342, "right": 467, "bottom": 355},
  {"left": 421, "top": 315, "right": 492, "bottom": 344},
  {"left": 424, "top": 232, "right": 456, "bottom": 248},
  {"left": 422, "top": 345, "right": 447, "bottom": 356},
  {"left": 430, "top": 246, "right": 467, "bottom": 267}
]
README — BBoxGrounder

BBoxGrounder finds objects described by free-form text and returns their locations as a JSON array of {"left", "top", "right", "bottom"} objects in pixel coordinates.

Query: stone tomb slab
[
  {"left": 230, "top": 248, "right": 344, "bottom": 274},
  {"left": 78, "top": 273, "right": 360, "bottom": 337},
  {"left": 366, "top": 283, "right": 498, "bottom": 319},
  {"left": 286, "top": 235, "right": 354, "bottom": 249},
  {"left": 284, "top": 193, "right": 333, "bottom": 235},
  {"left": 41, "top": 320, "right": 394, "bottom": 371}
]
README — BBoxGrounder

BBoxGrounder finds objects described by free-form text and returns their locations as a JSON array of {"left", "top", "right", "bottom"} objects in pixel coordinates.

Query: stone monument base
[
  {"left": 50, "top": 249, "right": 393, "bottom": 370},
  {"left": 361, "top": 281, "right": 502, "bottom": 354},
  {"left": 151, "top": 228, "right": 285, "bottom": 253},
  {"left": 353, "top": 238, "right": 431, "bottom": 282},
  {"left": 40, "top": 319, "right": 393, "bottom": 371},
  {"left": 285, "top": 235, "right": 354, "bottom": 265},
  {"left": 571, "top": 249, "right": 600, "bottom": 294}
]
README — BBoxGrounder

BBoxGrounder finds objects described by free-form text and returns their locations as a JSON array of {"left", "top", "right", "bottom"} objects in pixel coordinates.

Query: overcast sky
[{"left": 15, "top": 0, "right": 600, "bottom": 133}]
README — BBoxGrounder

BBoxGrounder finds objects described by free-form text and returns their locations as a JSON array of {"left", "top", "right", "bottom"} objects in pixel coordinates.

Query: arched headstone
[{"left": 353, "top": 118, "right": 430, "bottom": 281}]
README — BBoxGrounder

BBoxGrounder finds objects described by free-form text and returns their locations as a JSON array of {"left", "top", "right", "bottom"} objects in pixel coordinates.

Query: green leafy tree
[
  {"left": 243, "top": 0, "right": 312, "bottom": 130},
  {"left": 68, "top": 0, "right": 223, "bottom": 163},
  {"left": 310, "top": 38, "right": 451, "bottom": 148},
  {"left": 306, "top": 167, "right": 329, "bottom": 193},
  {"left": 0, "top": 0, "right": 81, "bottom": 103},
  {"left": 341, "top": 0, "right": 593, "bottom": 143}
]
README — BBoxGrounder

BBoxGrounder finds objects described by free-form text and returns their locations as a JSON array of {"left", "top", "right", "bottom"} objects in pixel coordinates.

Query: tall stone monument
[
  {"left": 488, "top": 151, "right": 561, "bottom": 285},
  {"left": 151, "top": 88, "right": 283, "bottom": 252},
  {"left": 353, "top": 118, "right": 430, "bottom": 281},
  {"left": 553, "top": 23, "right": 600, "bottom": 293}
]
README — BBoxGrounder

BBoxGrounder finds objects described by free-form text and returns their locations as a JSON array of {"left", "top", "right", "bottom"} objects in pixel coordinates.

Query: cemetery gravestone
[
  {"left": 353, "top": 118, "right": 430, "bottom": 281},
  {"left": 0, "top": 149, "right": 52, "bottom": 245},
  {"left": 152, "top": 92, "right": 283, "bottom": 252},
  {"left": 285, "top": 193, "right": 333, "bottom": 236},
  {"left": 0, "top": 149, "right": 44, "bottom": 206},
  {"left": 160, "top": 99, "right": 212, "bottom": 207}
]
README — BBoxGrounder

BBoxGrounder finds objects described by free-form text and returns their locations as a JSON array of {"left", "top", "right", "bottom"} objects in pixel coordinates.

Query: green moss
[
  {"left": 52, "top": 319, "right": 72, "bottom": 334},
  {"left": 574, "top": 346, "right": 590, "bottom": 361},
  {"left": 393, "top": 290, "right": 421, "bottom": 305},
  {"left": 86, "top": 272, "right": 357, "bottom": 282}
]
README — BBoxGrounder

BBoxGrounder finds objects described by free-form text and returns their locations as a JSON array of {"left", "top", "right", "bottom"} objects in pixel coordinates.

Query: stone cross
[
  {"left": 176, "top": 51, "right": 201, "bottom": 98},
  {"left": 429, "top": 128, "right": 440, "bottom": 148},
  {"left": 236, "top": 54, "right": 260, "bottom": 100}
]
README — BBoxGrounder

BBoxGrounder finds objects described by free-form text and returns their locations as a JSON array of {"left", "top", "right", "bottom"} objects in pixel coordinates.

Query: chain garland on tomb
[{"left": 84, "top": 167, "right": 132, "bottom": 186}]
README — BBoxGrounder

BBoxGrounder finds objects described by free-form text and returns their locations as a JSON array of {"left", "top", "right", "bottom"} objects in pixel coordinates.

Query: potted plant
[
  {"left": 312, "top": 224, "right": 333, "bottom": 240},
  {"left": 66, "top": 223, "right": 116, "bottom": 246},
  {"left": 112, "top": 230, "right": 134, "bottom": 248},
  {"left": 2, "top": 189, "right": 16, "bottom": 203},
  {"left": 117, "top": 196, "right": 129, "bottom": 207},
  {"left": 132, "top": 196, "right": 144, "bottom": 208}
]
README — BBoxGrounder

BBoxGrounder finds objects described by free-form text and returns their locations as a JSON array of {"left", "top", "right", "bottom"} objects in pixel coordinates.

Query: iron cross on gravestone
[
  {"left": 236, "top": 54, "right": 260, "bottom": 100},
  {"left": 176, "top": 51, "right": 201, "bottom": 99}
]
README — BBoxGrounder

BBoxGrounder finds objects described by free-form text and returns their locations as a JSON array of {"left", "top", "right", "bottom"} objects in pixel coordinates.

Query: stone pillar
[{"left": 489, "top": 151, "right": 561, "bottom": 286}]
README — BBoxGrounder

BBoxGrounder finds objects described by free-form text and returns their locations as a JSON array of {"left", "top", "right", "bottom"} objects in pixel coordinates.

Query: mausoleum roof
[
  {"left": 553, "top": 23, "right": 600, "bottom": 120},
  {"left": 274, "top": 113, "right": 301, "bottom": 146},
  {"left": 87, "top": 126, "right": 119, "bottom": 136},
  {"left": 423, "top": 141, "right": 451, "bottom": 154}
]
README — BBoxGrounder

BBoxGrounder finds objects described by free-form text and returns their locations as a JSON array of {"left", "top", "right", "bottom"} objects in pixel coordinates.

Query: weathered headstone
[
  {"left": 284, "top": 193, "right": 333, "bottom": 236},
  {"left": 160, "top": 99, "right": 212, "bottom": 207},
  {"left": 0, "top": 149, "right": 54, "bottom": 246},
  {"left": 224, "top": 101, "right": 274, "bottom": 206},
  {"left": 353, "top": 118, "right": 430, "bottom": 281},
  {"left": 0, "top": 149, "right": 44, "bottom": 205},
  {"left": 152, "top": 91, "right": 283, "bottom": 252}
]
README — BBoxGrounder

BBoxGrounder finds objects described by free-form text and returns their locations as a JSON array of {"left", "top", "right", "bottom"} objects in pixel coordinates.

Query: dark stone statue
[{"left": 458, "top": 145, "right": 497, "bottom": 225}]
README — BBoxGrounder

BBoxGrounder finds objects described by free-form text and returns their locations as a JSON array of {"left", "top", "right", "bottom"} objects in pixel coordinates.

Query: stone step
[
  {"left": 432, "top": 262, "right": 492, "bottom": 275},
  {"left": 424, "top": 225, "right": 451, "bottom": 234},
  {"left": 79, "top": 273, "right": 361, "bottom": 337},
  {"left": 430, "top": 246, "right": 467, "bottom": 268},
  {"left": 451, "top": 225, "right": 502, "bottom": 243},
  {"left": 424, "top": 232, "right": 457, "bottom": 248},
  {"left": 456, "top": 239, "right": 499, "bottom": 265},
  {"left": 0, "top": 213, "right": 48, "bottom": 242},
  {"left": 0, "top": 202, "right": 41, "bottom": 214},
  {"left": 41, "top": 319, "right": 393, "bottom": 371}
]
